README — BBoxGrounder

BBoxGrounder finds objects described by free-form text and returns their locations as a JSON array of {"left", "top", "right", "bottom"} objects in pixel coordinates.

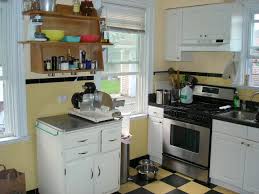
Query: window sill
[
  {"left": 0, "top": 136, "right": 30, "bottom": 145},
  {"left": 235, "top": 85, "right": 259, "bottom": 90}
]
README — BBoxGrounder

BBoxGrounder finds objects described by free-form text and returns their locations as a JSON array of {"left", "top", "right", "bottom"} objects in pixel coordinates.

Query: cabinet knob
[
  {"left": 205, "top": 35, "right": 207, "bottom": 37},
  {"left": 200, "top": 35, "right": 203, "bottom": 37},
  {"left": 241, "top": 142, "right": 244, "bottom": 145},
  {"left": 247, "top": 144, "right": 250, "bottom": 147}
]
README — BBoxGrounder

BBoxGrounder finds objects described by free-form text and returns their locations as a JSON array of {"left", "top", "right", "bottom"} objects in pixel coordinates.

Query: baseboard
[
  {"left": 210, "top": 178, "right": 242, "bottom": 193},
  {"left": 27, "top": 188, "right": 39, "bottom": 194},
  {"left": 130, "top": 155, "right": 149, "bottom": 168}
]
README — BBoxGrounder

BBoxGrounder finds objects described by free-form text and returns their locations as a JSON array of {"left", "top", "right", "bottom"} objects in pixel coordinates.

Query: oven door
[{"left": 163, "top": 118, "right": 210, "bottom": 167}]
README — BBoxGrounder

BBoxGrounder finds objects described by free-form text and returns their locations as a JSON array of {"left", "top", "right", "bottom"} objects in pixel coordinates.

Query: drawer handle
[
  {"left": 78, "top": 139, "right": 88, "bottom": 143},
  {"left": 98, "top": 166, "right": 101, "bottom": 177},
  {"left": 78, "top": 152, "right": 88, "bottom": 155},
  {"left": 91, "top": 168, "right": 93, "bottom": 179},
  {"left": 109, "top": 139, "right": 117, "bottom": 142}
]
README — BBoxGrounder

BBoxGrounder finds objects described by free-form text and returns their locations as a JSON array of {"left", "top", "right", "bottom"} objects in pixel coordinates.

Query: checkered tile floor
[{"left": 115, "top": 167, "right": 238, "bottom": 194}]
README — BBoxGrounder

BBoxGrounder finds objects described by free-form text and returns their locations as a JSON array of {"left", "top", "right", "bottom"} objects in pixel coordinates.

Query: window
[
  {"left": 247, "top": 12, "right": 259, "bottom": 86},
  {"left": 96, "top": 1, "right": 150, "bottom": 116},
  {"left": 100, "top": 31, "right": 144, "bottom": 115},
  {"left": 0, "top": 0, "right": 27, "bottom": 141}
]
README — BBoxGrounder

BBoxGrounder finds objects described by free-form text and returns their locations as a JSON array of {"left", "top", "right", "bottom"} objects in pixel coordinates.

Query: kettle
[{"left": 180, "top": 85, "right": 193, "bottom": 104}]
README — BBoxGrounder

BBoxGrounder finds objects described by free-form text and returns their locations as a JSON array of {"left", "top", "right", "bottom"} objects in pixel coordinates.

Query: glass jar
[{"left": 23, "top": 0, "right": 32, "bottom": 11}]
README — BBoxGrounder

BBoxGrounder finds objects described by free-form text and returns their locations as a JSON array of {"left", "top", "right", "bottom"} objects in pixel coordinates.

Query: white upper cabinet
[
  {"left": 182, "top": 4, "right": 231, "bottom": 44},
  {"left": 164, "top": 9, "right": 192, "bottom": 61},
  {"left": 164, "top": 3, "right": 243, "bottom": 54}
]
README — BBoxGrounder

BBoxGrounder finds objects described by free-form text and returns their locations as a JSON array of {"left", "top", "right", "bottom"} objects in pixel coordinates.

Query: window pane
[
  {"left": 100, "top": 75, "right": 138, "bottom": 115},
  {"left": 108, "top": 31, "right": 139, "bottom": 63},
  {"left": 252, "top": 22, "right": 259, "bottom": 47},
  {"left": 0, "top": 81, "right": 5, "bottom": 135},
  {"left": 254, "top": 14, "right": 259, "bottom": 21},
  {"left": 105, "top": 63, "right": 138, "bottom": 73}
]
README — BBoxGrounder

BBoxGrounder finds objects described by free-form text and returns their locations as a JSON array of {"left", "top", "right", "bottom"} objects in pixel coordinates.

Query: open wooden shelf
[
  {"left": 23, "top": 4, "right": 107, "bottom": 75},
  {"left": 41, "top": 69, "right": 99, "bottom": 74},
  {"left": 19, "top": 41, "right": 113, "bottom": 46},
  {"left": 23, "top": 10, "right": 100, "bottom": 21}
]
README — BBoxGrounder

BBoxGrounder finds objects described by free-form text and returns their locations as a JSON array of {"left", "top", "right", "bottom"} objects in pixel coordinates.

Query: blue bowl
[{"left": 62, "top": 36, "right": 80, "bottom": 43}]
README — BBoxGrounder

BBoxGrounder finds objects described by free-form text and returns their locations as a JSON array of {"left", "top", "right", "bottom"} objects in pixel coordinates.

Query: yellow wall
[{"left": 129, "top": 118, "right": 148, "bottom": 160}]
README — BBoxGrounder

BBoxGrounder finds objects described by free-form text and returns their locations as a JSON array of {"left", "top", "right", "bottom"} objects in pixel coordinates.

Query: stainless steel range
[{"left": 162, "top": 85, "right": 235, "bottom": 183}]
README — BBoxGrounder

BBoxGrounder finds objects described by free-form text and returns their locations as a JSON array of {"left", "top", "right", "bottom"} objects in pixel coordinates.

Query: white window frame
[
  {"left": 236, "top": 0, "right": 259, "bottom": 88},
  {"left": 0, "top": 0, "right": 28, "bottom": 144},
  {"left": 94, "top": 0, "right": 155, "bottom": 117}
]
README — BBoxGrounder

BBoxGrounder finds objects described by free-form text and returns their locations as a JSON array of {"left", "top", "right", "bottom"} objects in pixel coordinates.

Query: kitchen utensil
[
  {"left": 136, "top": 164, "right": 159, "bottom": 181},
  {"left": 39, "top": 0, "right": 56, "bottom": 11},
  {"left": 163, "top": 90, "right": 171, "bottom": 105},
  {"left": 42, "top": 30, "right": 64, "bottom": 41},
  {"left": 32, "top": 0, "right": 40, "bottom": 10},
  {"left": 80, "top": 34, "right": 100, "bottom": 43},
  {"left": 62, "top": 36, "right": 80, "bottom": 43},
  {"left": 139, "top": 159, "right": 155, "bottom": 166},
  {"left": 156, "top": 89, "right": 163, "bottom": 105}
]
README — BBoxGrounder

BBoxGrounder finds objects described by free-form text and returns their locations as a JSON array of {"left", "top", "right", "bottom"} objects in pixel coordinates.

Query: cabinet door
[
  {"left": 95, "top": 150, "right": 120, "bottom": 194},
  {"left": 210, "top": 132, "right": 246, "bottom": 187},
  {"left": 65, "top": 157, "right": 94, "bottom": 194},
  {"left": 148, "top": 116, "right": 163, "bottom": 162},
  {"left": 164, "top": 9, "right": 182, "bottom": 61},
  {"left": 182, "top": 4, "right": 231, "bottom": 41},
  {"left": 243, "top": 141, "right": 259, "bottom": 193}
]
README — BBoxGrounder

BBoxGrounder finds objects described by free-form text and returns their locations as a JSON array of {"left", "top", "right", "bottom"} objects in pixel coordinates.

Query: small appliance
[{"left": 70, "top": 82, "right": 122, "bottom": 123}]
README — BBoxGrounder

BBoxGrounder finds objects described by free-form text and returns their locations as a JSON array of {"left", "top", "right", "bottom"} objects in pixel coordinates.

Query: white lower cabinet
[
  {"left": 66, "top": 157, "right": 94, "bottom": 194},
  {"left": 95, "top": 151, "right": 120, "bottom": 194},
  {"left": 65, "top": 150, "right": 120, "bottom": 194},
  {"left": 210, "top": 120, "right": 259, "bottom": 193},
  {"left": 37, "top": 120, "right": 122, "bottom": 194},
  {"left": 210, "top": 133, "right": 246, "bottom": 187},
  {"left": 148, "top": 107, "right": 163, "bottom": 164},
  {"left": 243, "top": 142, "right": 259, "bottom": 193}
]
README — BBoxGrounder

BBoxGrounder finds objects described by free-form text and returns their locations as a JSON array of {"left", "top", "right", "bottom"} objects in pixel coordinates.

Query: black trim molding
[
  {"left": 27, "top": 189, "right": 39, "bottom": 194},
  {"left": 26, "top": 76, "right": 94, "bottom": 84},
  {"left": 153, "top": 71, "right": 222, "bottom": 78}
]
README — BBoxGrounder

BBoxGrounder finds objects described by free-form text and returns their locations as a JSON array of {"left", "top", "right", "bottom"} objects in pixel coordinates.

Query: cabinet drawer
[
  {"left": 101, "top": 128, "right": 121, "bottom": 152},
  {"left": 64, "top": 131, "right": 99, "bottom": 149},
  {"left": 64, "top": 144, "right": 98, "bottom": 162},
  {"left": 148, "top": 106, "right": 163, "bottom": 118},
  {"left": 247, "top": 127, "right": 259, "bottom": 143},
  {"left": 213, "top": 120, "right": 247, "bottom": 139}
]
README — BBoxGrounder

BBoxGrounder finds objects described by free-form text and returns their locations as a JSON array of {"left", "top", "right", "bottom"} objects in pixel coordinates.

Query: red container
[{"left": 80, "top": 35, "right": 100, "bottom": 43}]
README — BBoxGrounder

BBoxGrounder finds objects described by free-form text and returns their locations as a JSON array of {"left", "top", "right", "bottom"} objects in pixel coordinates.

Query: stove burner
[{"left": 164, "top": 101, "right": 231, "bottom": 127}]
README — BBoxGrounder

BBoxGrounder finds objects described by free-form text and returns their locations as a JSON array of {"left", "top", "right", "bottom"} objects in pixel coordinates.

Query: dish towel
[{"left": 222, "top": 53, "right": 238, "bottom": 80}]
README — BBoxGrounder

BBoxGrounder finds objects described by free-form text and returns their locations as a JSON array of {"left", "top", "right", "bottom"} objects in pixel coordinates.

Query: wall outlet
[{"left": 58, "top": 96, "right": 68, "bottom": 104}]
